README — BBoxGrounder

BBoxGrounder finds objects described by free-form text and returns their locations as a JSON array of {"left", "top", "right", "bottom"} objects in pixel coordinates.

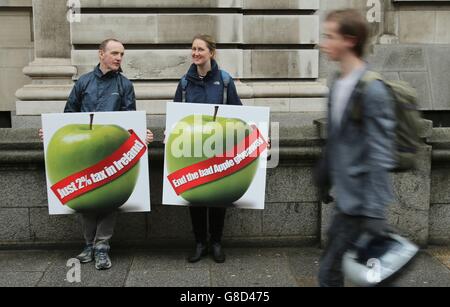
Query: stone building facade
[{"left": 0, "top": 1, "right": 448, "bottom": 121}]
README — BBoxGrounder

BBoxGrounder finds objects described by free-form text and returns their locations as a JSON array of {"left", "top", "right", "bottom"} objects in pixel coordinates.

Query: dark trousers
[
  {"left": 189, "top": 206, "right": 227, "bottom": 244},
  {"left": 318, "top": 210, "right": 364, "bottom": 287}
]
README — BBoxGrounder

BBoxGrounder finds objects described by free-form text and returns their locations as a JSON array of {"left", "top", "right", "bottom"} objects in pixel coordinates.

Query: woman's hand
[{"left": 146, "top": 129, "right": 154, "bottom": 145}]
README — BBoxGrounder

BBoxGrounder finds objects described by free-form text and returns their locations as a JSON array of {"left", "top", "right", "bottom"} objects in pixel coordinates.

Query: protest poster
[
  {"left": 163, "top": 102, "right": 270, "bottom": 210},
  {"left": 42, "top": 111, "right": 151, "bottom": 215}
]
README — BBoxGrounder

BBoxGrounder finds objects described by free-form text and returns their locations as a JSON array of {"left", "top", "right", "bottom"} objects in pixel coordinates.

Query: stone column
[{"left": 15, "top": 0, "right": 76, "bottom": 126}]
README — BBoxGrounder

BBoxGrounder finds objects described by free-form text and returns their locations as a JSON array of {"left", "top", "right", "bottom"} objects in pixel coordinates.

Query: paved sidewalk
[{"left": 0, "top": 247, "right": 449, "bottom": 287}]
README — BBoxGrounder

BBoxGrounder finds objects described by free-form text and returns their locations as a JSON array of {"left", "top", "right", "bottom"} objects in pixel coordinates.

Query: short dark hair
[
  {"left": 99, "top": 38, "right": 123, "bottom": 51},
  {"left": 325, "top": 9, "right": 369, "bottom": 58}
]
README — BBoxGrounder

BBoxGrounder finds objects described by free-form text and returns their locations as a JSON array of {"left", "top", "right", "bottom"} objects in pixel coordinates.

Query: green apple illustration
[
  {"left": 46, "top": 114, "right": 140, "bottom": 212},
  {"left": 166, "top": 106, "right": 259, "bottom": 205}
]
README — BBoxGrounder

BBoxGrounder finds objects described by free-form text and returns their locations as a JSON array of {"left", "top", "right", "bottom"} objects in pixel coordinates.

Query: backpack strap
[
  {"left": 220, "top": 70, "right": 231, "bottom": 105},
  {"left": 181, "top": 74, "right": 188, "bottom": 103},
  {"left": 360, "top": 71, "right": 383, "bottom": 86},
  {"left": 351, "top": 71, "right": 384, "bottom": 122}
]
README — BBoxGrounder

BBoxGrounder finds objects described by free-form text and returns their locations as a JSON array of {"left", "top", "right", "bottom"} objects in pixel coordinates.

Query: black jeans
[
  {"left": 318, "top": 210, "right": 364, "bottom": 287},
  {"left": 189, "top": 206, "right": 227, "bottom": 244}
]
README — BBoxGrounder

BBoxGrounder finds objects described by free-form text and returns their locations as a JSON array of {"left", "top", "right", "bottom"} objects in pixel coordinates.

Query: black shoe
[
  {"left": 188, "top": 243, "right": 208, "bottom": 263},
  {"left": 211, "top": 242, "right": 226, "bottom": 263}
]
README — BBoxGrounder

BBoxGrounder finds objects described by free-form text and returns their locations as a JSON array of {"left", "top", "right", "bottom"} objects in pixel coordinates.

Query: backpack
[
  {"left": 351, "top": 71, "right": 423, "bottom": 172},
  {"left": 181, "top": 70, "right": 231, "bottom": 104}
]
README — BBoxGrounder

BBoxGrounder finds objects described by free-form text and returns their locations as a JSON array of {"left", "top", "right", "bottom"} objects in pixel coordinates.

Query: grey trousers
[{"left": 81, "top": 211, "right": 117, "bottom": 246}]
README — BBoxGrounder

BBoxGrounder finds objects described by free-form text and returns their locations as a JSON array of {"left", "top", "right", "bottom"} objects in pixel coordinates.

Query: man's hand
[
  {"left": 145, "top": 129, "right": 154, "bottom": 145},
  {"left": 38, "top": 128, "right": 44, "bottom": 142}
]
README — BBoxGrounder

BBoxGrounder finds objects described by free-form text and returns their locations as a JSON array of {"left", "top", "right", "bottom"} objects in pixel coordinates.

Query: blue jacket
[
  {"left": 64, "top": 64, "right": 136, "bottom": 113},
  {"left": 174, "top": 60, "right": 242, "bottom": 105},
  {"left": 324, "top": 68, "right": 397, "bottom": 219}
]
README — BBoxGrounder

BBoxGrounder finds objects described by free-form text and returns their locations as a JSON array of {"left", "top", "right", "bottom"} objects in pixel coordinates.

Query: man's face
[
  {"left": 320, "top": 21, "right": 354, "bottom": 62},
  {"left": 99, "top": 41, "right": 125, "bottom": 72}
]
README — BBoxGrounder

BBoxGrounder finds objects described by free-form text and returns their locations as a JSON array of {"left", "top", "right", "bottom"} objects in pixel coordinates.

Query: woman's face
[{"left": 192, "top": 39, "right": 214, "bottom": 66}]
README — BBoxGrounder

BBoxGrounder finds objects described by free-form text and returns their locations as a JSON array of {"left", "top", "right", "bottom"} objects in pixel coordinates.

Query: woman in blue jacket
[{"left": 174, "top": 34, "right": 242, "bottom": 263}]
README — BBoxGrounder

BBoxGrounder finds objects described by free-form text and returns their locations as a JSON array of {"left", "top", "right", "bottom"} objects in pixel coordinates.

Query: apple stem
[
  {"left": 89, "top": 114, "right": 94, "bottom": 130},
  {"left": 213, "top": 106, "right": 219, "bottom": 122}
]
